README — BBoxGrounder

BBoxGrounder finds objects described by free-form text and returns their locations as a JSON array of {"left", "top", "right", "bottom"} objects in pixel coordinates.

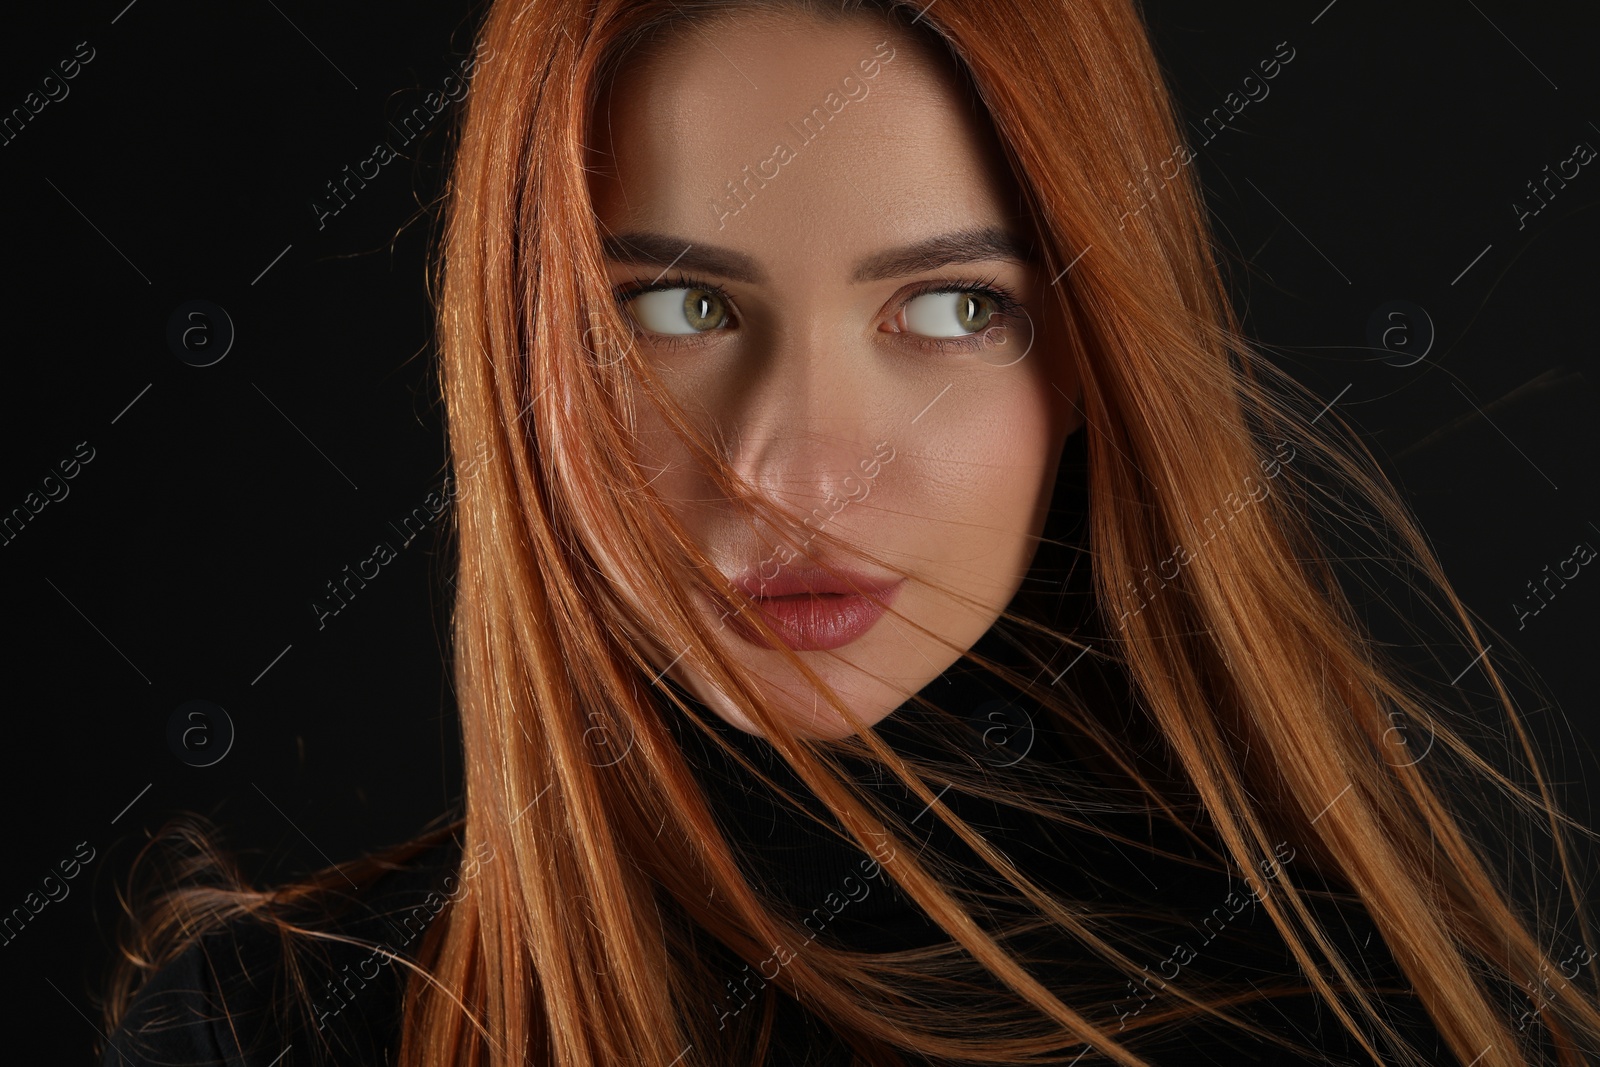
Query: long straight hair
[{"left": 103, "top": 1, "right": 1600, "bottom": 1064}]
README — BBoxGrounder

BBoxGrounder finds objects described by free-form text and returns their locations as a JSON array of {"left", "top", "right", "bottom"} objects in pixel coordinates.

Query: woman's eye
[
  {"left": 625, "top": 287, "right": 731, "bottom": 335},
  {"left": 899, "top": 290, "right": 999, "bottom": 337}
]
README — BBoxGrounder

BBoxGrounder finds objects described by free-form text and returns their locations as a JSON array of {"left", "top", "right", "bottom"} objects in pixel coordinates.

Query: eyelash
[{"left": 610, "top": 270, "right": 1026, "bottom": 355}]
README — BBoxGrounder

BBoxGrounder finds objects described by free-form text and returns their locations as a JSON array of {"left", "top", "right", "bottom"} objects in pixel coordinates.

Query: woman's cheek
[
  {"left": 940, "top": 409, "right": 1040, "bottom": 556},
  {"left": 985, "top": 388, "right": 1056, "bottom": 501},
  {"left": 628, "top": 403, "right": 700, "bottom": 514}
]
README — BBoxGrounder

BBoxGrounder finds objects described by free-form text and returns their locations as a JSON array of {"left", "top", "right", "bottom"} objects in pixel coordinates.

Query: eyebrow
[{"left": 600, "top": 225, "right": 1037, "bottom": 285}]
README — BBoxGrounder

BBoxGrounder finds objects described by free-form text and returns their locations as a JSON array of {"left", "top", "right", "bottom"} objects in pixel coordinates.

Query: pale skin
[{"left": 585, "top": 9, "right": 1084, "bottom": 740}]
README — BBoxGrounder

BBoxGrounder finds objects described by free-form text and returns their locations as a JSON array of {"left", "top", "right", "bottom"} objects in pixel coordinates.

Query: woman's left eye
[{"left": 894, "top": 290, "right": 1001, "bottom": 338}]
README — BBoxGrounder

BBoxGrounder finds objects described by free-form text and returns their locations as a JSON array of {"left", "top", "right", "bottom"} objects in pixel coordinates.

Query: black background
[{"left": 2, "top": 0, "right": 1596, "bottom": 1059}]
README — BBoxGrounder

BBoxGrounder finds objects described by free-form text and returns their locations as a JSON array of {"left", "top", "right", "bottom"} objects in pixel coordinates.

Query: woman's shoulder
[{"left": 101, "top": 833, "right": 463, "bottom": 1067}]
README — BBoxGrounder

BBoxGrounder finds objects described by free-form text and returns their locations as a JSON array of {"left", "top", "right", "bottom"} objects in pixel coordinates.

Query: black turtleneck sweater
[
  {"left": 104, "top": 625, "right": 1474, "bottom": 1066},
  {"left": 659, "top": 624, "right": 1470, "bottom": 1066}
]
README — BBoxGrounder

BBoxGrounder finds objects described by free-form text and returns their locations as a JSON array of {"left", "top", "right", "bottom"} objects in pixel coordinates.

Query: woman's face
[{"left": 586, "top": 9, "right": 1082, "bottom": 739}]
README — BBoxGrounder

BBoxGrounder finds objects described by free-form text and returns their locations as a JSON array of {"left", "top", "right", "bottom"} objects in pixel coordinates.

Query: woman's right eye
[{"left": 623, "top": 286, "right": 732, "bottom": 336}]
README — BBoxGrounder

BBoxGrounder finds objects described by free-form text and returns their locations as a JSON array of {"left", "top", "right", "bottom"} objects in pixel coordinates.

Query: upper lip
[{"left": 728, "top": 562, "right": 902, "bottom": 599}]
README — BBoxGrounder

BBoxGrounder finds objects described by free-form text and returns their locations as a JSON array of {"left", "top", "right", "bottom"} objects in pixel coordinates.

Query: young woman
[{"left": 99, "top": 0, "right": 1600, "bottom": 1064}]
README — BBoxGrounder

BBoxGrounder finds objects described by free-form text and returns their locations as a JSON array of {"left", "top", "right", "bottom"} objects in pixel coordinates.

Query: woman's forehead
[{"left": 585, "top": 10, "right": 1022, "bottom": 261}]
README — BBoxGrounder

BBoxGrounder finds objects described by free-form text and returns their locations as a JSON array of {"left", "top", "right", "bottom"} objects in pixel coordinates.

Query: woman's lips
[{"left": 717, "top": 569, "right": 904, "bottom": 651}]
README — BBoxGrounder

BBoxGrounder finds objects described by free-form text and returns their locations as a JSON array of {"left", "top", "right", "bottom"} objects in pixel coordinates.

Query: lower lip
[{"left": 722, "top": 581, "right": 903, "bottom": 652}]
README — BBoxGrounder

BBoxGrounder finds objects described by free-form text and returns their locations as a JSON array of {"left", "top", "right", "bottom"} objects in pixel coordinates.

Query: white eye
[
  {"left": 902, "top": 290, "right": 998, "bottom": 337},
  {"left": 626, "top": 287, "right": 729, "bottom": 335}
]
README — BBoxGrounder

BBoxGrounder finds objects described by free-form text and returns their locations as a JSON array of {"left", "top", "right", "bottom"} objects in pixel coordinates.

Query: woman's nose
[{"left": 720, "top": 322, "right": 891, "bottom": 521}]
